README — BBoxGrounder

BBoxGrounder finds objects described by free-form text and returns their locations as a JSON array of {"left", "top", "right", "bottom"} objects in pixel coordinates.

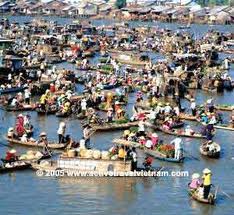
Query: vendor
[{"left": 5, "top": 149, "right": 18, "bottom": 162}]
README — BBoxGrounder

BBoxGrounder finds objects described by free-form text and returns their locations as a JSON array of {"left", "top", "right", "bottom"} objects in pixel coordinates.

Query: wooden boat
[
  {"left": 213, "top": 124, "right": 234, "bottom": 131},
  {"left": 179, "top": 113, "right": 197, "bottom": 121},
  {"left": 0, "top": 86, "right": 26, "bottom": 95},
  {"left": 31, "top": 156, "right": 163, "bottom": 177},
  {"left": 91, "top": 121, "right": 139, "bottom": 132},
  {"left": 113, "top": 139, "right": 184, "bottom": 163},
  {"left": 6, "top": 137, "right": 67, "bottom": 150},
  {"left": 36, "top": 107, "right": 57, "bottom": 115},
  {"left": 215, "top": 105, "right": 234, "bottom": 111},
  {"left": 6, "top": 104, "right": 36, "bottom": 112},
  {"left": 188, "top": 188, "right": 216, "bottom": 205},
  {"left": 159, "top": 128, "right": 206, "bottom": 139},
  {"left": 0, "top": 161, "right": 31, "bottom": 173},
  {"left": 110, "top": 52, "right": 150, "bottom": 66},
  {"left": 199, "top": 142, "right": 221, "bottom": 158},
  {"left": 56, "top": 111, "right": 71, "bottom": 118}
]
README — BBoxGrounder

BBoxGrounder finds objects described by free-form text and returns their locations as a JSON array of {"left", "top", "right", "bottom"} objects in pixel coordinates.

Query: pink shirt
[{"left": 189, "top": 179, "right": 201, "bottom": 189}]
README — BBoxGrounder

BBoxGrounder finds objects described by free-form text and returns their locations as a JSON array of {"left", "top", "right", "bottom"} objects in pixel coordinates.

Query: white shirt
[
  {"left": 145, "top": 140, "right": 153, "bottom": 149},
  {"left": 171, "top": 138, "right": 182, "bottom": 150},
  {"left": 11, "top": 98, "right": 17, "bottom": 106},
  {"left": 57, "top": 125, "right": 66, "bottom": 135},
  {"left": 138, "top": 121, "right": 145, "bottom": 132},
  {"left": 79, "top": 139, "right": 86, "bottom": 149},
  {"left": 164, "top": 105, "right": 172, "bottom": 114},
  {"left": 190, "top": 102, "right": 196, "bottom": 110},
  {"left": 81, "top": 100, "right": 87, "bottom": 110}
]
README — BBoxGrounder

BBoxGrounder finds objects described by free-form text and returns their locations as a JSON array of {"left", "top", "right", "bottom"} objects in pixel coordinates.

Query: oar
[
  {"left": 212, "top": 185, "right": 232, "bottom": 199},
  {"left": 219, "top": 187, "right": 232, "bottom": 199}
]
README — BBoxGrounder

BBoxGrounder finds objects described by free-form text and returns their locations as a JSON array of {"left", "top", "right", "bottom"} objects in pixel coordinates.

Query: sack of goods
[
  {"left": 35, "top": 151, "right": 43, "bottom": 158},
  {"left": 111, "top": 155, "right": 118, "bottom": 160},
  {"left": 86, "top": 150, "right": 93, "bottom": 159},
  {"left": 93, "top": 150, "right": 101, "bottom": 159},
  {"left": 79, "top": 149, "right": 88, "bottom": 158},
  {"left": 101, "top": 151, "right": 110, "bottom": 160},
  {"left": 67, "top": 150, "right": 76, "bottom": 158}
]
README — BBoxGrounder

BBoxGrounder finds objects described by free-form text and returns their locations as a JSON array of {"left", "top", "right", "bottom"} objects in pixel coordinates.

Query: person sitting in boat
[
  {"left": 203, "top": 140, "right": 216, "bottom": 152},
  {"left": 5, "top": 149, "right": 18, "bottom": 163},
  {"left": 145, "top": 139, "right": 153, "bottom": 149},
  {"left": 200, "top": 113, "right": 208, "bottom": 124},
  {"left": 116, "top": 108, "right": 124, "bottom": 119},
  {"left": 10, "top": 96, "right": 19, "bottom": 107},
  {"left": 57, "top": 122, "right": 66, "bottom": 144},
  {"left": 202, "top": 168, "right": 212, "bottom": 199},
  {"left": 189, "top": 173, "right": 201, "bottom": 190},
  {"left": 143, "top": 156, "right": 153, "bottom": 171},
  {"left": 20, "top": 134, "right": 28, "bottom": 143},
  {"left": 38, "top": 132, "right": 48, "bottom": 146},
  {"left": 118, "top": 145, "right": 126, "bottom": 160},
  {"left": 164, "top": 103, "right": 172, "bottom": 115},
  {"left": 123, "top": 130, "right": 131, "bottom": 140},
  {"left": 151, "top": 133, "right": 159, "bottom": 148},
  {"left": 62, "top": 102, "right": 70, "bottom": 114},
  {"left": 185, "top": 125, "right": 195, "bottom": 135},
  {"left": 107, "top": 108, "right": 113, "bottom": 123},
  {"left": 7, "top": 127, "right": 15, "bottom": 138},
  {"left": 170, "top": 138, "right": 183, "bottom": 160},
  {"left": 209, "top": 113, "right": 217, "bottom": 125}
]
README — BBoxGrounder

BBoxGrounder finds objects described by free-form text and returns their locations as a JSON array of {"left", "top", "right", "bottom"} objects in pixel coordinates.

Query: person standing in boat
[
  {"left": 190, "top": 98, "right": 197, "bottom": 116},
  {"left": 130, "top": 147, "right": 137, "bottom": 171},
  {"left": 57, "top": 122, "right": 66, "bottom": 144},
  {"left": 83, "top": 125, "right": 92, "bottom": 149},
  {"left": 171, "top": 137, "right": 183, "bottom": 160},
  {"left": 202, "top": 168, "right": 212, "bottom": 199},
  {"left": 24, "top": 88, "right": 31, "bottom": 105}
]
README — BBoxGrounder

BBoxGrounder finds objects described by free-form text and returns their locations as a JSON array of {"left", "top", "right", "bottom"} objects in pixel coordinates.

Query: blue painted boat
[{"left": 0, "top": 86, "right": 26, "bottom": 95}]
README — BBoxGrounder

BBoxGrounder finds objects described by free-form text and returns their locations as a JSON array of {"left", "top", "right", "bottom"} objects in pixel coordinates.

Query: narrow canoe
[
  {"left": 179, "top": 113, "right": 197, "bottom": 121},
  {"left": 6, "top": 137, "right": 67, "bottom": 150},
  {"left": 0, "top": 86, "right": 26, "bottom": 95},
  {"left": 0, "top": 161, "right": 31, "bottom": 173},
  {"left": 56, "top": 111, "right": 71, "bottom": 118},
  {"left": 6, "top": 104, "right": 36, "bottom": 112},
  {"left": 159, "top": 128, "right": 206, "bottom": 139},
  {"left": 144, "top": 148, "right": 184, "bottom": 163},
  {"left": 91, "top": 121, "right": 139, "bottom": 132},
  {"left": 36, "top": 108, "right": 57, "bottom": 115},
  {"left": 199, "top": 143, "right": 221, "bottom": 158},
  {"left": 214, "top": 124, "right": 234, "bottom": 131},
  {"left": 215, "top": 105, "right": 234, "bottom": 111},
  {"left": 188, "top": 189, "right": 216, "bottom": 205}
]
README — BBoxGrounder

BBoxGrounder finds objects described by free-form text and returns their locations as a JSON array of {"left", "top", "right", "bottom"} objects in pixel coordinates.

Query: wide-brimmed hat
[
  {"left": 203, "top": 168, "right": 211, "bottom": 174},
  {"left": 39, "top": 132, "right": 47, "bottom": 137},
  {"left": 8, "top": 127, "right": 14, "bottom": 132},
  {"left": 10, "top": 149, "right": 16, "bottom": 153},
  {"left": 152, "top": 133, "right": 158, "bottom": 137},
  {"left": 192, "top": 173, "right": 200, "bottom": 179}
]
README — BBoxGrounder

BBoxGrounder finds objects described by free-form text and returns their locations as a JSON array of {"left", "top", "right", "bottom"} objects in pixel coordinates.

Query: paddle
[{"left": 212, "top": 184, "right": 232, "bottom": 199}]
